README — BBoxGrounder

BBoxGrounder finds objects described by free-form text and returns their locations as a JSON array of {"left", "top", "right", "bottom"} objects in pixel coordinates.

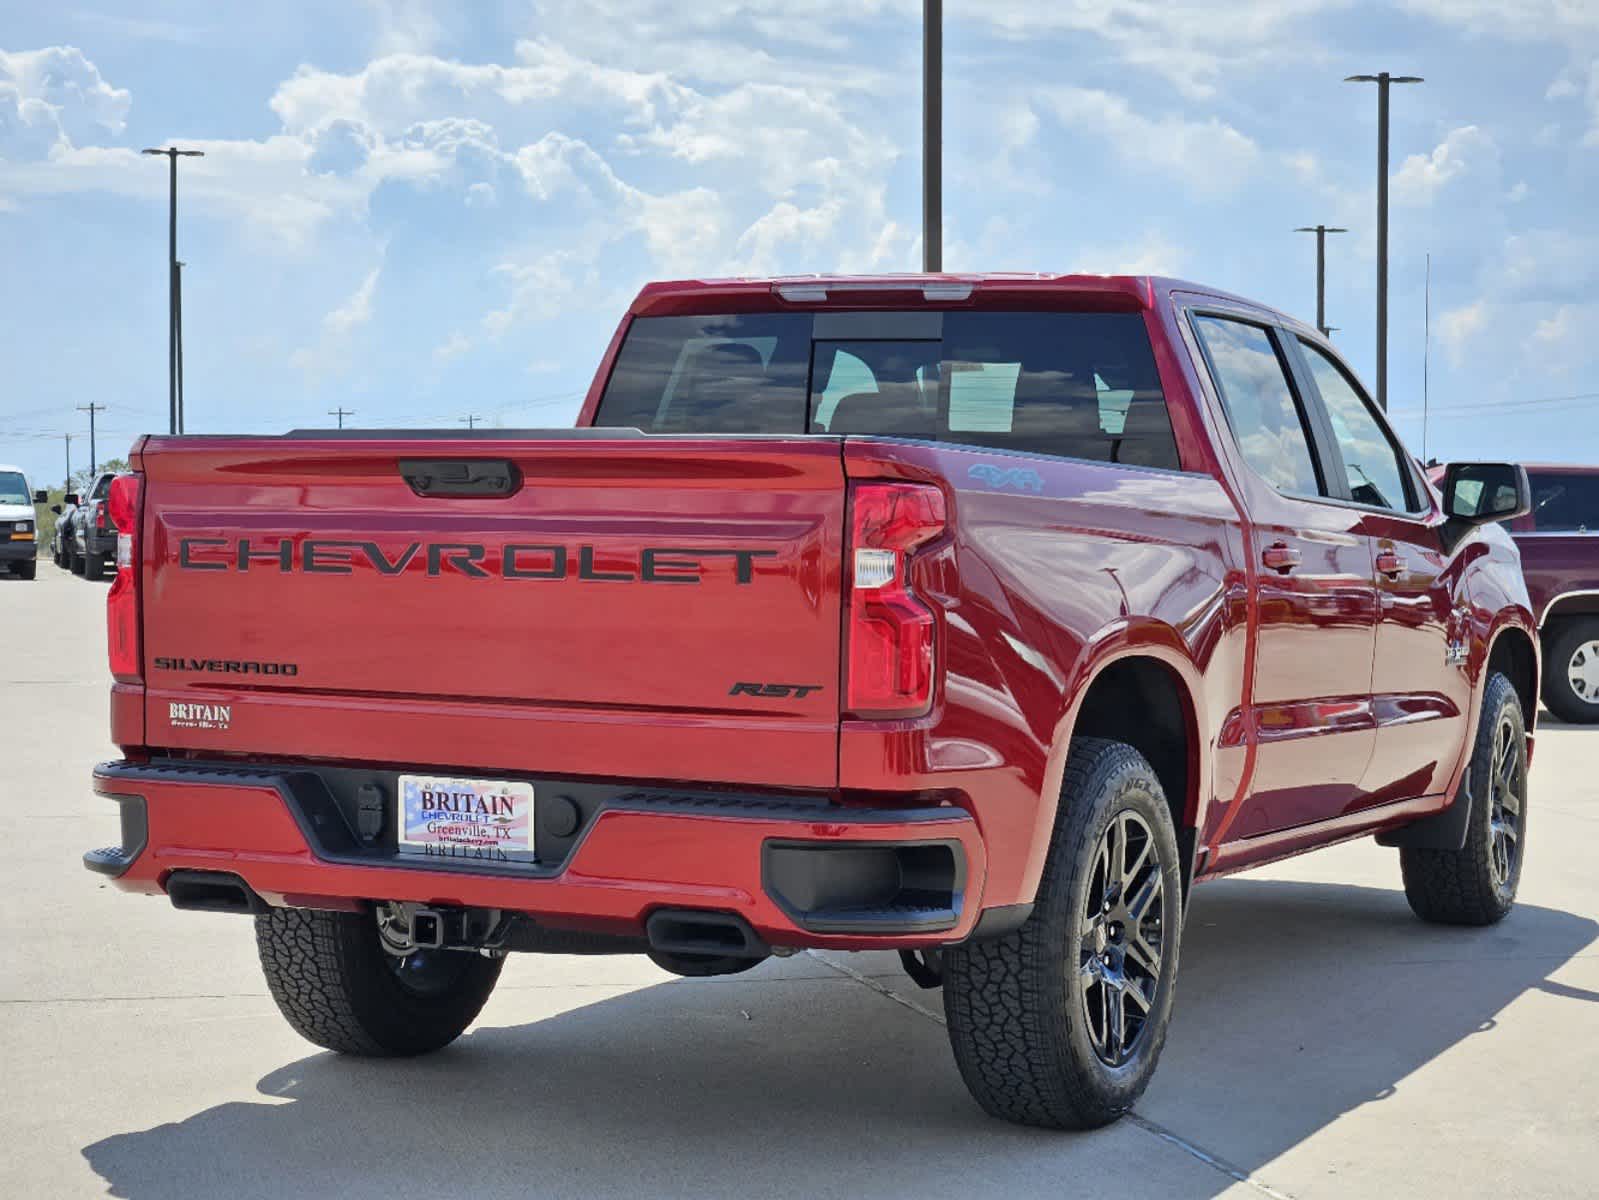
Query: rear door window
[
  {"left": 1192, "top": 316, "right": 1324, "bottom": 498},
  {"left": 1529, "top": 472, "right": 1599, "bottom": 532},
  {"left": 595, "top": 310, "right": 1182, "bottom": 469}
]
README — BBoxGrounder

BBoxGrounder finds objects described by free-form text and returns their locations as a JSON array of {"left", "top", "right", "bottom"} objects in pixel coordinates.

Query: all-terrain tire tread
[
  {"left": 255, "top": 907, "right": 388, "bottom": 1054},
  {"left": 1400, "top": 673, "right": 1524, "bottom": 926},
  {"left": 942, "top": 737, "right": 1179, "bottom": 1130}
]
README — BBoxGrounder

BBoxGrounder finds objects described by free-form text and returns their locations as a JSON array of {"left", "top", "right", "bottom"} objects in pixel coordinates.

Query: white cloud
[
  {"left": 291, "top": 263, "right": 383, "bottom": 376},
  {"left": 1393, "top": 125, "right": 1497, "bottom": 206},
  {"left": 1533, "top": 305, "right": 1577, "bottom": 344},
  {"left": 1436, "top": 300, "right": 1489, "bottom": 367},
  {"left": 433, "top": 331, "right": 473, "bottom": 363},
  {"left": 1070, "top": 231, "right": 1187, "bottom": 277},
  {"left": 0, "top": 45, "right": 131, "bottom": 156},
  {"left": 362, "top": 0, "right": 445, "bottom": 55},
  {"left": 1039, "top": 87, "right": 1259, "bottom": 193}
]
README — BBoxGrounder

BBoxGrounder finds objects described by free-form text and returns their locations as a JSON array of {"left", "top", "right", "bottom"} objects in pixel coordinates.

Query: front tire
[
  {"left": 1401, "top": 672, "right": 1528, "bottom": 925},
  {"left": 255, "top": 907, "right": 503, "bottom": 1056},
  {"left": 943, "top": 738, "right": 1183, "bottom": 1129},
  {"left": 15, "top": 559, "right": 35, "bottom": 580},
  {"left": 1541, "top": 618, "right": 1599, "bottom": 724}
]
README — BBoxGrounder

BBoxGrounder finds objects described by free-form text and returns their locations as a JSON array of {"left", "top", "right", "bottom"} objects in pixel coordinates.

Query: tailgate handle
[{"left": 399, "top": 459, "right": 522, "bottom": 498}]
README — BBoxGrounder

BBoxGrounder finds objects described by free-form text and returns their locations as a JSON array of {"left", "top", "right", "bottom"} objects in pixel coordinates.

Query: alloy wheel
[
  {"left": 1079, "top": 810, "right": 1166, "bottom": 1067},
  {"left": 1487, "top": 714, "right": 1525, "bottom": 890}
]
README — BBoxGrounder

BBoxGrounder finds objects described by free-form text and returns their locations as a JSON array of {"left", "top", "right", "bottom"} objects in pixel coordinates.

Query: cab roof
[{"left": 628, "top": 273, "right": 1284, "bottom": 320}]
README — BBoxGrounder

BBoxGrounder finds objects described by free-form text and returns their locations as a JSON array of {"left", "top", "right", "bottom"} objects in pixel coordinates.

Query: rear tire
[
  {"left": 1541, "top": 619, "right": 1599, "bottom": 725},
  {"left": 69, "top": 545, "right": 84, "bottom": 575},
  {"left": 1401, "top": 673, "right": 1527, "bottom": 926},
  {"left": 942, "top": 738, "right": 1183, "bottom": 1129},
  {"left": 83, "top": 549, "right": 105, "bottom": 580},
  {"left": 255, "top": 907, "right": 503, "bottom": 1056}
]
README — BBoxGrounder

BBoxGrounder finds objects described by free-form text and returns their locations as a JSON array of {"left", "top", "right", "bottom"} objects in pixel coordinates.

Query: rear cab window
[
  {"left": 1529, "top": 471, "right": 1599, "bottom": 532},
  {"left": 594, "top": 310, "right": 1183, "bottom": 470}
]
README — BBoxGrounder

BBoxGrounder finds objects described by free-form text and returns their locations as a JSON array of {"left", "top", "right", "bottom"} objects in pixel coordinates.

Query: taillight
[
  {"left": 96, "top": 503, "right": 112, "bottom": 531},
  {"left": 106, "top": 474, "right": 142, "bottom": 683},
  {"left": 844, "top": 481, "right": 946, "bottom": 718}
]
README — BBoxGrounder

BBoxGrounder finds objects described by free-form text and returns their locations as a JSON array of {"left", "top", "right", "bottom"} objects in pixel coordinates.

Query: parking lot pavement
[{"left": 4, "top": 563, "right": 1597, "bottom": 1199}]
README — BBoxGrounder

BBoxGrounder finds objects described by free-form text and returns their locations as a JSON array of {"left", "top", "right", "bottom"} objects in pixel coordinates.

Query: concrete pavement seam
[{"left": 809, "top": 950, "right": 1298, "bottom": 1200}]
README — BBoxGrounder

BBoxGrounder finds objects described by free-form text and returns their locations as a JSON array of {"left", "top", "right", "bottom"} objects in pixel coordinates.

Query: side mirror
[
  {"left": 50, "top": 505, "right": 62, "bottom": 515},
  {"left": 64, "top": 492, "right": 80, "bottom": 506},
  {"left": 1442, "top": 462, "right": 1530, "bottom": 527},
  {"left": 33, "top": 489, "right": 47, "bottom": 503}
]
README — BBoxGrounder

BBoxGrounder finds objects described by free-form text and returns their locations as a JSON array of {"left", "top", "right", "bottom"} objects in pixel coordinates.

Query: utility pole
[
  {"left": 78, "top": 402, "right": 106, "bottom": 475},
  {"left": 922, "top": 0, "right": 942, "bottom": 273},
  {"left": 1345, "top": 72, "right": 1423, "bottom": 410},
  {"left": 1293, "top": 225, "right": 1347, "bottom": 337},
  {"left": 142, "top": 146, "right": 205, "bottom": 434},
  {"left": 460, "top": 414, "right": 481, "bottom": 430},
  {"left": 63, "top": 433, "right": 73, "bottom": 490},
  {"left": 329, "top": 407, "right": 355, "bottom": 429}
]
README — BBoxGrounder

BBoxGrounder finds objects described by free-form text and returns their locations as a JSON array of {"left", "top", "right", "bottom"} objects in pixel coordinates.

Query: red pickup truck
[{"left": 86, "top": 274, "right": 1538, "bottom": 1130}]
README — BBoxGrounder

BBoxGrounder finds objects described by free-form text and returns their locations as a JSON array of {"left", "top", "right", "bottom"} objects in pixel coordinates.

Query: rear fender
[{"left": 1018, "top": 620, "right": 1207, "bottom": 905}]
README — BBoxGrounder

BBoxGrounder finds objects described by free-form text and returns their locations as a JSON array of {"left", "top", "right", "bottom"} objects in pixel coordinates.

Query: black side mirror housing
[
  {"left": 64, "top": 492, "right": 80, "bottom": 506},
  {"left": 33, "top": 489, "right": 48, "bottom": 503},
  {"left": 50, "top": 504, "right": 62, "bottom": 515},
  {"left": 1440, "top": 462, "right": 1530, "bottom": 550}
]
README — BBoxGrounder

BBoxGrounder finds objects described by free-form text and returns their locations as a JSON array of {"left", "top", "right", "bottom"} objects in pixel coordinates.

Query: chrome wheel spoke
[
  {"left": 1106, "top": 982, "right": 1127, "bottom": 1052},
  {"left": 1077, "top": 807, "right": 1167, "bottom": 1068},
  {"left": 1125, "top": 871, "right": 1163, "bottom": 924},
  {"left": 1126, "top": 932, "right": 1161, "bottom": 977}
]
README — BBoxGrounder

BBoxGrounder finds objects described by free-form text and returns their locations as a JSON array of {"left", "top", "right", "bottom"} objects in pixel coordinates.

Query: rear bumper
[
  {"left": 77, "top": 528, "right": 115, "bottom": 555},
  {"left": 86, "top": 760, "right": 990, "bottom": 950}
]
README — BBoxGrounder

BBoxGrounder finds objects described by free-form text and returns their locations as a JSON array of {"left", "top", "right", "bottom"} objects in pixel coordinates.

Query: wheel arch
[
  {"left": 1022, "top": 626, "right": 1208, "bottom": 906},
  {"left": 1486, "top": 623, "right": 1538, "bottom": 725}
]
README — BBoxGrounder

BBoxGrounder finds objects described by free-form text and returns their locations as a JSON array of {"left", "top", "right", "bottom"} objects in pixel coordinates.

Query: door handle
[
  {"left": 1262, "top": 542, "right": 1300, "bottom": 573},
  {"left": 1376, "top": 550, "right": 1406, "bottom": 579}
]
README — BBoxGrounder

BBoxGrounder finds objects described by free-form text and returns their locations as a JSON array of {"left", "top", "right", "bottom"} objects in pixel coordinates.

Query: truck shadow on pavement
[{"left": 83, "top": 879, "right": 1598, "bottom": 1200}]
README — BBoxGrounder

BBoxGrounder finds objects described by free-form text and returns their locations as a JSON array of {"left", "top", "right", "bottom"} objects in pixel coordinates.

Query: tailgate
[{"left": 138, "top": 434, "right": 845, "bottom": 788}]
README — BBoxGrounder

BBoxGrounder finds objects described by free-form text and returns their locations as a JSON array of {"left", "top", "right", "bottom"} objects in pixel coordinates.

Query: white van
[{"left": 0, "top": 464, "right": 43, "bottom": 581}]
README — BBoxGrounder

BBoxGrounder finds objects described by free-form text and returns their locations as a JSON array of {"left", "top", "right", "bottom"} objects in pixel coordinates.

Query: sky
[{"left": 2, "top": 1, "right": 1598, "bottom": 488}]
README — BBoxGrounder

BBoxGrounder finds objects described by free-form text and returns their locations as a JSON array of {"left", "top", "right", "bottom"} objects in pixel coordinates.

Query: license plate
[{"left": 397, "top": 775, "right": 536, "bottom": 867}]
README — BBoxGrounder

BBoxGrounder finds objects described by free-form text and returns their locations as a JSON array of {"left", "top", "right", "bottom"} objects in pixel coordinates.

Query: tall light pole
[
  {"left": 142, "top": 146, "right": 204, "bottom": 434},
  {"left": 1345, "top": 73, "right": 1422, "bottom": 411},
  {"left": 63, "top": 433, "right": 73, "bottom": 490},
  {"left": 922, "top": 0, "right": 942, "bottom": 273},
  {"left": 329, "top": 407, "right": 355, "bottom": 429},
  {"left": 1294, "top": 225, "right": 1347, "bottom": 337}
]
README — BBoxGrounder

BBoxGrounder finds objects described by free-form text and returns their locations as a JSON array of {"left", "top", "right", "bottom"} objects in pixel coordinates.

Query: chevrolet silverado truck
[{"left": 85, "top": 274, "right": 1539, "bottom": 1130}]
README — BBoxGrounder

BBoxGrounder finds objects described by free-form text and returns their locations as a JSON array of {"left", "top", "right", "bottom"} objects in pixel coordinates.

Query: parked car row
[{"left": 48, "top": 471, "right": 123, "bottom": 579}]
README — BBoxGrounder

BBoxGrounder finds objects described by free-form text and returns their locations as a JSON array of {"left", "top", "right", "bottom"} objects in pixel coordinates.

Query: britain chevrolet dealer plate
[{"left": 398, "top": 775, "right": 536, "bottom": 866}]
